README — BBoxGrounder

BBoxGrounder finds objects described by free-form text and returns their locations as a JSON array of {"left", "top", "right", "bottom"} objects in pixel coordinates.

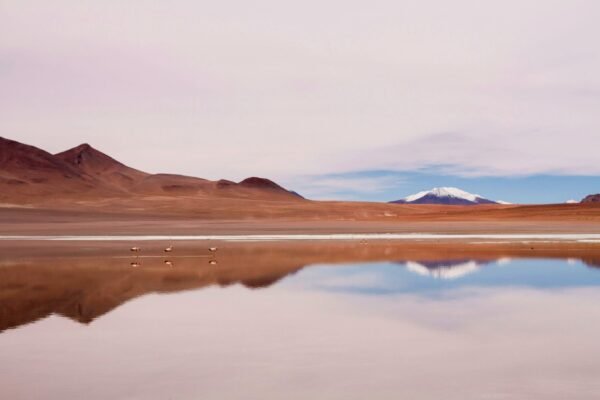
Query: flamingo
[
  {"left": 131, "top": 261, "right": 141, "bottom": 268},
  {"left": 208, "top": 247, "right": 218, "bottom": 253},
  {"left": 130, "top": 246, "right": 141, "bottom": 253},
  {"left": 164, "top": 244, "right": 173, "bottom": 253},
  {"left": 164, "top": 260, "right": 173, "bottom": 267}
]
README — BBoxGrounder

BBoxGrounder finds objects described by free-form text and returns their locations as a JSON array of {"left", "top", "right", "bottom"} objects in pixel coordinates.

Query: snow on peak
[
  {"left": 404, "top": 187, "right": 482, "bottom": 202},
  {"left": 405, "top": 260, "right": 481, "bottom": 279}
]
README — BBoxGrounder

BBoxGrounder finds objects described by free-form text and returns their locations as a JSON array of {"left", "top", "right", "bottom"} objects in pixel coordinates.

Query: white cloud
[{"left": 2, "top": 0, "right": 600, "bottom": 180}]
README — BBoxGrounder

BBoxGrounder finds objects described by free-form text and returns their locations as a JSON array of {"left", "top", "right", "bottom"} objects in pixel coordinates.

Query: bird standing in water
[{"left": 130, "top": 247, "right": 141, "bottom": 267}]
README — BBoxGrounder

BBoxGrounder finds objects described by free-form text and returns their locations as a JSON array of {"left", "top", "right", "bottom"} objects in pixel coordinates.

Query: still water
[{"left": 2, "top": 241, "right": 600, "bottom": 399}]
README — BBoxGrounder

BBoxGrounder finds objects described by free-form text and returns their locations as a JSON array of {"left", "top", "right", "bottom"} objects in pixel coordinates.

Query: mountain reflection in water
[
  {"left": 3, "top": 240, "right": 600, "bottom": 400},
  {"left": 2, "top": 240, "right": 600, "bottom": 332}
]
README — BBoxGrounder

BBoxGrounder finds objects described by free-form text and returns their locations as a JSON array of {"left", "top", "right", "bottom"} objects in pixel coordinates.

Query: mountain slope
[
  {"left": 582, "top": 194, "right": 600, "bottom": 203},
  {"left": 1, "top": 137, "right": 84, "bottom": 181},
  {"left": 390, "top": 187, "right": 498, "bottom": 205},
  {"left": 0, "top": 137, "right": 102, "bottom": 202},
  {"left": 56, "top": 143, "right": 149, "bottom": 191},
  {"left": 0, "top": 137, "right": 302, "bottom": 205},
  {"left": 238, "top": 177, "right": 304, "bottom": 199},
  {"left": 55, "top": 143, "right": 302, "bottom": 199}
]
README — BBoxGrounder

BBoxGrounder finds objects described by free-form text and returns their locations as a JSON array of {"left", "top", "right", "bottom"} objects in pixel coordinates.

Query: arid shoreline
[{"left": 2, "top": 203, "right": 600, "bottom": 235}]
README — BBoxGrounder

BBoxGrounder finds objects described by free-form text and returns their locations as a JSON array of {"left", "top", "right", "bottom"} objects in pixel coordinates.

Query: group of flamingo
[{"left": 129, "top": 245, "right": 218, "bottom": 267}]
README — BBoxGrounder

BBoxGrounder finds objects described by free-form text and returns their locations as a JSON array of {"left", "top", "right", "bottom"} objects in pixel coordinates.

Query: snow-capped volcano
[{"left": 390, "top": 187, "right": 499, "bottom": 205}]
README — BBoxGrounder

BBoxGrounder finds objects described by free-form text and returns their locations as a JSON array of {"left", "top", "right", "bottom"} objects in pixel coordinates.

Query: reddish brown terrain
[
  {"left": 1, "top": 136, "right": 600, "bottom": 234},
  {"left": 582, "top": 194, "right": 600, "bottom": 203},
  {"left": 0, "top": 137, "right": 301, "bottom": 205}
]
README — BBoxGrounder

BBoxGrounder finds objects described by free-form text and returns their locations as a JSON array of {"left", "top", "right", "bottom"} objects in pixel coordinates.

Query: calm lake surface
[{"left": 2, "top": 240, "right": 600, "bottom": 399}]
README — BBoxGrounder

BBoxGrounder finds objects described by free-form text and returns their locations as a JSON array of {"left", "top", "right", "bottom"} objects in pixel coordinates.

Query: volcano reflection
[
  {"left": 404, "top": 259, "right": 485, "bottom": 279},
  {"left": 2, "top": 241, "right": 600, "bottom": 332}
]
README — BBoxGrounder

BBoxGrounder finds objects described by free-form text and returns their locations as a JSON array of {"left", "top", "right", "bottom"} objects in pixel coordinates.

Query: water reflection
[
  {"left": 288, "top": 258, "right": 600, "bottom": 297},
  {"left": 404, "top": 259, "right": 486, "bottom": 279},
  {"left": 2, "top": 241, "right": 600, "bottom": 332},
  {"left": 2, "top": 241, "right": 600, "bottom": 399}
]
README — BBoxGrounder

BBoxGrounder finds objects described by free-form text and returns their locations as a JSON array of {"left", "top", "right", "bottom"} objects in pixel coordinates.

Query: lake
[{"left": 2, "top": 240, "right": 600, "bottom": 399}]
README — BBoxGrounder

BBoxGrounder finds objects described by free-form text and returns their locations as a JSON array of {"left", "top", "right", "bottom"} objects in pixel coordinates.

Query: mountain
[
  {"left": 582, "top": 194, "right": 600, "bottom": 203},
  {"left": 0, "top": 137, "right": 302, "bottom": 205},
  {"left": 0, "top": 137, "right": 102, "bottom": 202},
  {"left": 55, "top": 143, "right": 149, "bottom": 191},
  {"left": 239, "top": 177, "right": 304, "bottom": 199},
  {"left": 390, "top": 187, "right": 499, "bottom": 205}
]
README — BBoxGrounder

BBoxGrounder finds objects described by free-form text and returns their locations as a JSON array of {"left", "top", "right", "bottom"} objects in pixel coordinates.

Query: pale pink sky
[{"left": 2, "top": 1, "right": 600, "bottom": 189}]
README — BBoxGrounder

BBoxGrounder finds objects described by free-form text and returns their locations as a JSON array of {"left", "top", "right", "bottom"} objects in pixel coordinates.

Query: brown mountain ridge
[
  {"left": 2, "top": 136, "right": 599, "bottom": 228},
  {"left": 0, "top": 136, "right": 302, "bottom": 205}
]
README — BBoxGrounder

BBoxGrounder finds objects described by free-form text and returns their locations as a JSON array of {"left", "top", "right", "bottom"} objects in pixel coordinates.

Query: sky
[{"left": 1, "top": 0, "right": 599, "bottom": 203}]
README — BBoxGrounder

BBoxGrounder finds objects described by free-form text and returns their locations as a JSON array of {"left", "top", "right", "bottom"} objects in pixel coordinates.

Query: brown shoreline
[{"left": 1, "top": 204, "right": 600, "bottom": 235}]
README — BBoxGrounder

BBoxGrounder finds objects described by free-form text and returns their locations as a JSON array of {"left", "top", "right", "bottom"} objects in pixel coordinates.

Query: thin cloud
[
  {"left": 1, "top": 0, "right": 599, "bottom": 181},
  {"left": 287, "top": 174, "right": 405, "bottom": 200}
]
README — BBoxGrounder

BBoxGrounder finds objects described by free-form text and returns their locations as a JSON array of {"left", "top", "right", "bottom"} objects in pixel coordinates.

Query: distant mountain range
[
  {"left": 2, "top": 137, "right": 598, "bottom": 209},
  {"left": 0, "top": 137, "right": 302, "bottom": 204},
  {"left": 390, "top": 187, "right": 503, "bottom": 205}
]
